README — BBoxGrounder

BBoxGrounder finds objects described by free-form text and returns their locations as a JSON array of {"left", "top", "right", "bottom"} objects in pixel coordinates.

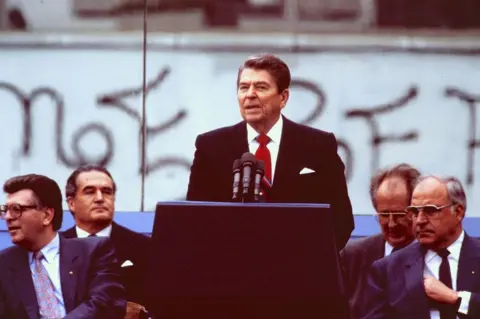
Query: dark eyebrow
[{"left": 239, "top": 81, "right": 271, "bottom": 86}]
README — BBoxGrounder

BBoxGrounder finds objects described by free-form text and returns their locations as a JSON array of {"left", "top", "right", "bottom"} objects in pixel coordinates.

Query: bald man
[
  {"left": 362, "top": 175, "right": 480, "bottom": 318},
  {"left": 340, "top": 163, "right": 419, "bottom": 319}
]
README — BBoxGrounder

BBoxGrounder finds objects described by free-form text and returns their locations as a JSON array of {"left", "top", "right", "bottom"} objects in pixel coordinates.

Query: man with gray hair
[
  {"left": 362, "top": 175, "right": 480, "bottom": 319},
  {"left": 340, "top": 163, "right": 419, "bottom": 318}
]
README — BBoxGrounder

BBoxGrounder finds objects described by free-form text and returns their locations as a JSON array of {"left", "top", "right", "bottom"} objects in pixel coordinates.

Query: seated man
[
  {"left": 0, "top": 174, "right": 126, "bottom": 319},
  {"left": 340, "top": 163, "right": 419, "bottom": 319},
  {"left": 61, "top": 164, "right": 151, "bottom": 311},
  {"left": 362, "top": 175, "right": 480, "bottom": 318}
]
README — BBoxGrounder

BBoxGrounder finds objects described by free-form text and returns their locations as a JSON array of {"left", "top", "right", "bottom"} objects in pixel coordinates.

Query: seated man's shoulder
[
  {"left": 64, "top": 236, "right": 112, "bottom": 252},
  {"left": 342, "top": 234, "right": 383, "bottom": 257},
  {"left": 0, "top": 245, "right": 21, "bottom": 262},
  {"left": 373, "top": 241, "right": 421, "bottom": 270},
  {"left": 114, "top": 223, "right": 151, "bottom": 244}
]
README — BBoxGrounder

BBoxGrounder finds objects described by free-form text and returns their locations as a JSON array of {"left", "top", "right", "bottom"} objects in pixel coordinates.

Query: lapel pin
[
  {"left": 69, "top": 271, "right": 74, "bottom": 275},
  {"left": 472, "top": 271, "right": 475, "bottom": 275}
]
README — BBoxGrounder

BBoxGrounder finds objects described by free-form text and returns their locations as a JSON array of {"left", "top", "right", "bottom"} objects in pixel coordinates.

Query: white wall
[{"left": 1, "top": 33, "right": 479, "bottom": 215}]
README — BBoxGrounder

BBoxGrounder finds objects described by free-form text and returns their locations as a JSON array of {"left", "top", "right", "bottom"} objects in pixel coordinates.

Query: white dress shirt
[
  {"left": 423, "top": 231, "right": 471, "bottom": 318},
  {"left": 76, "top": 224, "right": 112, "bottom": 238},
  {"left": 247, "top": 115, "right": 283, "bottom": 183},
  {"left": 28, "top": 233, "right": 66, "bottom": 318}
]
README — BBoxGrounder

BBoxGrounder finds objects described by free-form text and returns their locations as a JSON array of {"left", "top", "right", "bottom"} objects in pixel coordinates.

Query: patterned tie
[{"left": 32, "top": 251, "right": 61, "bottom": 319}]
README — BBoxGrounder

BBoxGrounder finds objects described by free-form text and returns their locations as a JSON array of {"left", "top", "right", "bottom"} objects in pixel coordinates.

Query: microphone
[
  {"left": 232, "top": 159, "right": 242, "bottom": 202},
  {"left": 241, "top": 152, "right": 256, "bottom": 202},
  {"left": 253, "top": 160, "right": 265, "bottom": 202}
]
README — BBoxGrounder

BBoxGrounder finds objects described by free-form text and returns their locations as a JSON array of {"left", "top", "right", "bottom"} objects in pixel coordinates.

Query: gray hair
[{"left": 417, "top": 175, "right": 467, "bottom": 212}]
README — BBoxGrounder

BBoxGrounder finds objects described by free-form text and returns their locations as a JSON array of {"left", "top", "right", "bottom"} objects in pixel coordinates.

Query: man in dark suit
[
  {"left": 0, "top": 174, "right": 126, "bottom": 319},
  {"left": 186, "top": 53, "right": 353, "bottom": 250},
  {"left": 61, "top": 164, "right": 151, "bottom": 312},
  {"left": 340, "top": 163, "right": 419, "bottom": 318},
  {"left": 362, "top": 176, "right": 480, "bottom": 319}
]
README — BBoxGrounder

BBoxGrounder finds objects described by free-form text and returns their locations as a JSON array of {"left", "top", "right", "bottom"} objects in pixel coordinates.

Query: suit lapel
[
  {"left": 10, "top": 248, "right": 40, "bottom": 319},
  {"left": 272, "top": 117, "right": 301, "bottom": 189},
  {"left": 232, "top": 121, "right": 249, "bottom": 159},
  {"left": 59, "top": 237, "right": 79, "bottom": 313},
  {"left": 371, "top": 234, "right": 385, "bottom": 261},
  {"left": 404, "top": 245, "right": 430, "bottom": 318},
  {"left": 457, "top": 234, "right": 480, "bottom": 292}
]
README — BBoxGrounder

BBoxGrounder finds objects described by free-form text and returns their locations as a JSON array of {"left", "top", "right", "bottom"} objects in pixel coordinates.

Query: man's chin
[{"left": 387, "top": 235, "right": 407, "bottom": 246}]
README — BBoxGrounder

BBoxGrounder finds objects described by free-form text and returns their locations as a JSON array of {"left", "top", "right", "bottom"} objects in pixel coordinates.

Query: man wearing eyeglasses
[
  {"left": 0, "top": 174, "right": 126, "bottom": 319},
  {"left": 340, "top": 163, "right": 419, "bottom": 319},
  {"left": 362, "top": 176, "right": 480, "bottom": 319}
]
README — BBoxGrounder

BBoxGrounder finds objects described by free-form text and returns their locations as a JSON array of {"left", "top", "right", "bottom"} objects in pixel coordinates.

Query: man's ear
[
  {"left": 43, "top": 207, "right": 55, "bottom": 227},
  {"left": 454, "top": 204, "right": 465, "bottom": 222},
  {"left": 280, "top": 88, "right": 289, "bottom": 109},
  {"left": 67, "top": 197, "right": 75, "bottom": 215}
]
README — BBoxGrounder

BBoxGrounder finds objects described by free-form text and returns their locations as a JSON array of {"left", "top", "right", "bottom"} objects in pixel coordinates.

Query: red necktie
[{"left": 255, "top": 134, "right": 272, "bottom": 186}]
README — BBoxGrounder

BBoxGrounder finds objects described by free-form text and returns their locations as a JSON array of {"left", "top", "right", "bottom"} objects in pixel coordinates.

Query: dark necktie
[
  {"left": 391, "top": 247, "right": 400, "bottom": 254},
  {"left": 437, "top": 248, "right": 456, "bottom": 319},
  {"left": 88, "top": 233, "right": 97, "bottom": 237},
  {"left": 255, "top": 134, "right": 272, "bottom": 184}
]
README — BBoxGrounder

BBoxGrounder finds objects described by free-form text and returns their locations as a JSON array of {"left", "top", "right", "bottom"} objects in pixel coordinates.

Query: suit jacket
[
  {"left": 361, "top": 234, "right": 480, "bottom": 319},
  {"left": 62, "top": 222, "right": 151, "bottom": 306},
  {"left": 340, "top": 234, "right": 385, "bottom": 319},
  {"left": 186, "top": 116, "right": 354, "bottom": 250},
  {"left": 0, "top": 235, "right": 126, "bottom": 319}
]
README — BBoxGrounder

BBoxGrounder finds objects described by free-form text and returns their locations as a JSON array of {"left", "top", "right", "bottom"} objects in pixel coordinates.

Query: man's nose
[
  {"left": 4, "top": 210, "right": 15, "bottom": 221},
  {"left": 94, "top": 190, "right": 104, "bottom": 201},
  {"left": 387, "top": 214, "right": 397, "bottom": 228},
  {"left": 414, "top": 211, "right": 428, "bottom": 224},
  {"left": 246, "top": 86, "right": 257, "bottom": 97}
]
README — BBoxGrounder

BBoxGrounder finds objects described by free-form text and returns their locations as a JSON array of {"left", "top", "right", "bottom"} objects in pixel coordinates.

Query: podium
[{"left": 147, "top": 201, "right": 349, "bottom": 319}]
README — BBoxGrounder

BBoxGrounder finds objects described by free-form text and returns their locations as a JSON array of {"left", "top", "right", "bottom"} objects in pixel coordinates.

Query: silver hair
[{"left": 417, "top": 175, "right": 467, "bottom": 212}]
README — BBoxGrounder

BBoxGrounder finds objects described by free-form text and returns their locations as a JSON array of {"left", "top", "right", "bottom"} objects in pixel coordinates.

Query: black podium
[{"left": 147, "top": 201, "right": 348, "bottom": 319}]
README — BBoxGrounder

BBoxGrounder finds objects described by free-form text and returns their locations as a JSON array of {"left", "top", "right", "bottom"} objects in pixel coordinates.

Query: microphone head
[
  {"left": 241, "top": 152, "right": 256, "bottom": 166},
  {"left": 256, "top": 160, "right": 265, "bottom": 173},
  {"left": 233, "top": 159, "right": 241, "bottom": 171}
]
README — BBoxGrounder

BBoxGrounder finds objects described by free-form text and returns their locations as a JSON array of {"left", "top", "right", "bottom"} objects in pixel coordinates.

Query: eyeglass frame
[
  {"left": 404, "top": 203, "right": 453, "bottom": 220},
  {"left": 374, "top": 211, "right": 410, "bottom": 224},
  {"left": 0, "top": 203, "right": 41, "bottom": 220}
]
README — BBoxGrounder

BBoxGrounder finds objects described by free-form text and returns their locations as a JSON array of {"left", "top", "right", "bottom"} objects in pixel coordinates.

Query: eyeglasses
[
  {"left": 375, "top": 211, "right": 410, "bottom": 224},
  {"left": 0, "top": 204, "right": 39, "bottom": 219},
  {"left": 404, "top": 204, "right": 453, "bottom": 220}
]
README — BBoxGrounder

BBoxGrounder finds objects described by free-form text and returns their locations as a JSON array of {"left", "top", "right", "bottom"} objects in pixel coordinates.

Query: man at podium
[{"left": 186, "top": 53, "right": 353, "bottom": 250}]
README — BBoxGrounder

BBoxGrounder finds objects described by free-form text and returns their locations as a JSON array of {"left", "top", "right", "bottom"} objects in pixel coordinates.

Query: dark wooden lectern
[{"left": 147, "top": 201, "right": 349, "bottom": 319}]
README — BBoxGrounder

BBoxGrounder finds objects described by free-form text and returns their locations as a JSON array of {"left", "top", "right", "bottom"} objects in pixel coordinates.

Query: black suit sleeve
[
  {"left": 65, "top": 238, "right": 126, "bottom": 319},
  {"left": 186, "top": 134, "right": 215, "bottom": 201},
  {"left": 0, "top": 280, "right": 11, "bottom": 319},
  {"left": 325, "top": 132, "right": 354, "bottom": 250},
  {"left": 360, "top": 259, "right": 387, "bottom": 319},
  {"left": 465, "top": 293, "right": 480, "bottom": 318}
]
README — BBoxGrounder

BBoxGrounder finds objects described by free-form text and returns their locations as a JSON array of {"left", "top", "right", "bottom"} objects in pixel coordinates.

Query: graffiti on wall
[{"left": 1, "top": 49, "right": 479, "bottom": 213}]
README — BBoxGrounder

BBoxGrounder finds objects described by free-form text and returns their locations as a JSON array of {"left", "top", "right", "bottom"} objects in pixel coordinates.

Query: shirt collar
[
  {"left": 247, "top": 115, "right": 283, "bottom": 144},
  {"left": 425, "top": 230, "right": 465, "bottom": 263},
  {"left": 29, "top": 232, "right": 60, "bottom": 265},
  {"left": 75, "top": 223, "right": 112, "bottom": 238},
  {"left": 385, "top": 238, "right": 416, "bottom": 256}
]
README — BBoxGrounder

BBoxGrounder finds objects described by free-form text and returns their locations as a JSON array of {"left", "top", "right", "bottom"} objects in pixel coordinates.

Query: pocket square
[
  {"left": 299, "top": 167, "right": 315, "bottom": 175},
  {"left": 121, "top": 260, "right": 134, "bottom": 268}
]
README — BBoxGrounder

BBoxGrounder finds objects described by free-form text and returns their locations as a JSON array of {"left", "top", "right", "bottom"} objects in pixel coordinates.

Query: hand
[{"left": 424, "top": 276, "right": 458, "bottom": 304}]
